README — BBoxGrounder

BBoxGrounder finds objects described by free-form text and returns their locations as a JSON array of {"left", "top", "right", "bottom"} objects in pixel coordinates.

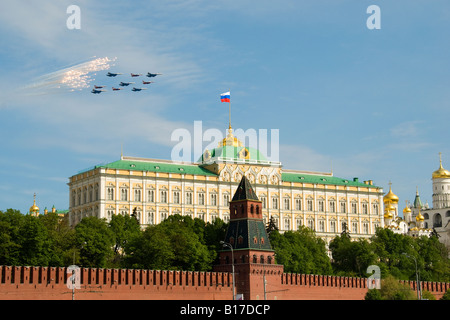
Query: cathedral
[
  {"left": 68, "top": 124, "right": 385, "bottom": 246},
  {"left": 382, "top": 153, "right": 450, "bottom": 253}
]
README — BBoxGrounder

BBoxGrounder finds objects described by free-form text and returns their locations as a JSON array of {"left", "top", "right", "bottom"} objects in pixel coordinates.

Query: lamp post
[
  {"left": 402, "top": 253, "right": 422, "bottom": 300},
  {"left": 220, "top": 241, "right": 235, "bottom": 300}
]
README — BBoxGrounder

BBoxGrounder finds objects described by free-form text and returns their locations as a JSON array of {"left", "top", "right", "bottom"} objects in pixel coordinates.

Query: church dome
[
  {"left": 384, "top": 203, "right": 395, "bottom": 219},
  {"left": 383, "top": 185, "right": 399, "bottom": 204},
  {"left": 403, "top": 205, "right": 411, "bottom": 214},
  {"left": 416, "top": 212, "right": 424, "bottom": 221},
  {"left": 432, "top": 163, "right": 450, "bottom": 179},
  {"left": 432, "top": 153, "right": 450, "bottom": 179},
  {"left": 29, "top": 194, "right": 39, "bottom": 215}
]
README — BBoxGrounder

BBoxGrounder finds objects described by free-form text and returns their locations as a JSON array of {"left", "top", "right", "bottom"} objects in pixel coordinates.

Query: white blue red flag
[{"left": 220, "top": 92, "right": 230, "bottom": 103}]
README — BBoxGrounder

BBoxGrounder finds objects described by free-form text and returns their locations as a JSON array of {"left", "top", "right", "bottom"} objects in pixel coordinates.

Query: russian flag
[{"left": 220, "top": 91, "right": 230, "bottom": 103}]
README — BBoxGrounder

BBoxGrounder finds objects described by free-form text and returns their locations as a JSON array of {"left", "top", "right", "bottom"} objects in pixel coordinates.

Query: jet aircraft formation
[{"left": 91, "top": 72, "right": 161, "bottom": 94}]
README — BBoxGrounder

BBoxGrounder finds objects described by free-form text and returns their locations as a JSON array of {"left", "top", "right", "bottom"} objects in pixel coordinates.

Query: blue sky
[{"left": 1, "top": 1, "right": 450, "bottom": 214}]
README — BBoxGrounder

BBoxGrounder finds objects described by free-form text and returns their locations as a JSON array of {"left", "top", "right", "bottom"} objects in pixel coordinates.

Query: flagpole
[{"left": 229, "top": 89, "right": 231, "bottom": 130}]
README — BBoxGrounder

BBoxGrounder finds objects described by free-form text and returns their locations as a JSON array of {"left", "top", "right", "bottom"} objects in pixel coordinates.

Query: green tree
[
  {"left": 440, "top": 288, "right": 450, "bottom": 300},
  {"left": 124, "top": 225, "right": 174, "bottom": 269},
  {"left": 18, "top": 214, "right": 51, "bottom": 266},
  {"left": 39, "top": 212, "right": 76, "bottom": 266},
  {"left": 0, "top": 209, "right": 24, "bottom": 265},
  {"left": 158, "top": 215, "right": 214, "bottom": 271},
  {"left": 378, "top": 275, "right": 416, "bottom": 300},
  {"left": 329, "top": 232, "right": 376, "bottom": 277},
  {"left": 203, "top": 218, "right": 228, "bottom": 265},
  {"left": 270, "top": 227, "right": 332, "bottom": 275},
  {"left": 108, "top": 214, "right": 141, "bottom": 267},
  {"left": 124, "top": 215, "right": 214, "bottom": 271},
  {"left": 75, "top": 217, "right": 114, "bottom": 267}
]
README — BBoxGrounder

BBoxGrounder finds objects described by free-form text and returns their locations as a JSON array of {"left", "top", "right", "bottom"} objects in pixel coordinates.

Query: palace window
[
  {"left": 318, "top": 200, "right": 324, "bottom": 212},
  {"left": 173, "top": 191, "right": 180, "bottom": 204},
  {"left": 296, "top": 217, "right": 303, "bottom": 230},
  {"left": 352, "top": 222, "right": 358, "bottom": 233},
  {"left": 148, "top": 211, "right": 155, "bottom": 225},
  {"left": 272, "top": 197, "right": 278, "bottom": 210},
  {"left": 372, "top": 203, "right": 379, "bottom": 215},
  {"left": 160, "top": 211, "right": 168, "bottom": 221},
  {"left": 329, "top": 201, "right": 336, "bottom": 213},
  {"left": 185, "top": 192, "right": 193, "bottom": 205},
  {"left": 307, "top": 218, "right": 314, "bottom": 230},
  {"left": 160, "top": 190, "right": 167, "bottom": 203},
  {"left": 120, "top": 188, "right": 128, "bottom": 201},
  {"left": 283, "top": 198, "right": 290, "bottom": 210},
  {"left": 330, "top": 220, "right": 336, "bottom": 233},
  {"left": 148, "top": 190, "right": 155, "bottom": 202},
  {"left": 260, "top": 196, "right": 267, "bottom": 209},
  {"left": 284, "top": 217, "right": 290, "bottom": 230},
  {"left": 223, "top": 194, "right": 230, "bottom": 207},
  {"left": 295, "top": 198, "right": 302, "bottom": 211},
  {"left": 210, "top": 193, "right": 217, "bottom": 206},
  {"left": 134, "top": 189, "right": 141, "bottom": 202},
  {"left": 351, "top": 202, "right": 357, "bottom": 214},
  {"left": 107, "top": 187, "right": 114, "bottom": 200},
  {"left": 340, "top": 201, "right": 346, "bottom": 213},
  {"left": 198, "top": 193, "right": 205, "bottom": 205},
  {"left": 107, "top": 209, "right": 114, "bottom": 221},
  {"left": 307, "top": 199, "right": 313, "bottom": 211},
  {"left": 318, "top": 220, "right": 325, "bottom": 232},
  {"left": 363, "top": 222, "right": 369, "bottom": 234},
  {"left": 362, "top": 203, "right": 368, "bottom": 214}
]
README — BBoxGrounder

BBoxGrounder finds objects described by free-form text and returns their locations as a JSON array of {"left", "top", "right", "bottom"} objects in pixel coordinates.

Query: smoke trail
[{"left": 24, "top": 56, "right": 116, "bottom": 95}]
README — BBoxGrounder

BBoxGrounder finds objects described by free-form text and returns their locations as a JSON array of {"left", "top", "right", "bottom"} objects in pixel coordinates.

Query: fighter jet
[
  {"left": 94, "top": 85, "right": 106, "bottom": 89},
  {"left": 112, "top": 87, "right": 122, "bottom": 91},
  {"left": 119, "top": 82, "right": 134, "bottom": 86},
  {"left": 131, "top": 73, "right": 142, "bottom": 77},
  {"left": 91, "top": 88, "right": 106, "bottom": 94},
  {"left": 132, "top": 87, "right": 147, "bottom": 92},
  {"left": 142, "top": 80, "right": 154, "bottom": 85},
  {"left": 106, "top": 72, "right": 122, "bottom": 77},
  {"left": 146, "top": 72, "right": 162, "bottom": 77}
]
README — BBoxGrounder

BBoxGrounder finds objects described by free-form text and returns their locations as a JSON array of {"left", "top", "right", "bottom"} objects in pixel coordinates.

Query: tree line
[{"left": 0, "top": 208, "right": 449, "bottom": 286}]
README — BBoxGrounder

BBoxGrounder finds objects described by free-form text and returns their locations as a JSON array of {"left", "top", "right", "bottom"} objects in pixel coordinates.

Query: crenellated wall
[
  {"left": 0, "top": 265, "right": 448, "bottom": 300},
  {"left": 0, "top": 265, "right": 233, "bottom": 300}
]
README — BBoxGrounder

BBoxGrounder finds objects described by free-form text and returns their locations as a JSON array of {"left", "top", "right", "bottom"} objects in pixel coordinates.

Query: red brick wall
[
  {"left": 0, "top": 266, "right": 448, "bottom": 300},
  {"left": 0, "top": 266, "right": 233, "bottom": 300}
]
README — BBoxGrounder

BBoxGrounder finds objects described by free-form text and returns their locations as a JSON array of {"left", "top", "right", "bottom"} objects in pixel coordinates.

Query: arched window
[
  {"left": 260, "top": 255, "right": 265, "bottom": 264},
  {"left": 253, "top": 255, "right": 257, "bottom": 263},
  {"left": 434, "top": 213, "right": 442, "bottom": 228}
]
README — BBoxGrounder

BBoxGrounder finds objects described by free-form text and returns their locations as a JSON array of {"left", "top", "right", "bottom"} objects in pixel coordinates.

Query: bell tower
[{"left": 214, "top": 175, "right": 284, "bottom": 300}]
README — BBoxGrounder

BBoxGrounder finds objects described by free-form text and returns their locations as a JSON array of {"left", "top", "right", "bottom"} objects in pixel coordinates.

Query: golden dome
[
  {"left": 416, "top": 212, "right": 424, "bottom": 222},
  {"left": 432, "top": 153, "right": 450, "bottom": 179},
  {"left": 29, "top": 194, "right": 39, "bottom": 214},
  {"left": 384, "top": 203, "right": 395, "bottom": 219},
  {"left": 384, "top": 211, "right": 393, "bottom": 219},
  {"left": 383, "top": 184, "right": 399, "bottom": 204},
  {"left": 218, "top": 126, "right": 243, "bottom": 148},
  {"left": 403, "top": 206, "right": 411, "bottom": 214}
]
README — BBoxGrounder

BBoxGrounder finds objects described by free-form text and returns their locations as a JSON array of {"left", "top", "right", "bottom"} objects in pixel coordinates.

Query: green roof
[
  {"left": 198, "top": 146, "right": 272, "bottom": 164},
  {"left": 281, "top": 172, "right": 380, "bottom": 188},
  {"left": 94, "top": 159, "right": 218, "bottom": 176}
]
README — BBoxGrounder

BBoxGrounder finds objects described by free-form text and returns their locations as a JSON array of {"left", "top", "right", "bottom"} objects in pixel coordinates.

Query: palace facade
[{"left": 68, "top": 126, "right": 385, "bottom": 245}]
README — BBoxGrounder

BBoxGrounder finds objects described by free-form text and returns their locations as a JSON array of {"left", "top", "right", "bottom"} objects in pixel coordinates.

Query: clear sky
[{"left": 1, "top": 1, "right": 449, "bottom": 215}]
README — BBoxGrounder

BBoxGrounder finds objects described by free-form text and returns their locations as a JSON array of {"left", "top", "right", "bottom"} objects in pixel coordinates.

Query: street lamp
[
  {"left": 402, "top": 253, "right": 422, "bottom": 300},
  {"left": 220, "top": 241, "right": 235, "bottom": 300}
]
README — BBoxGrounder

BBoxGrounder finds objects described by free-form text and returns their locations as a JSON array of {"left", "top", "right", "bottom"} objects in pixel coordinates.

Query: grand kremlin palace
[{"left": 68, "top": 126, "right": 385, "bottom": 245}]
